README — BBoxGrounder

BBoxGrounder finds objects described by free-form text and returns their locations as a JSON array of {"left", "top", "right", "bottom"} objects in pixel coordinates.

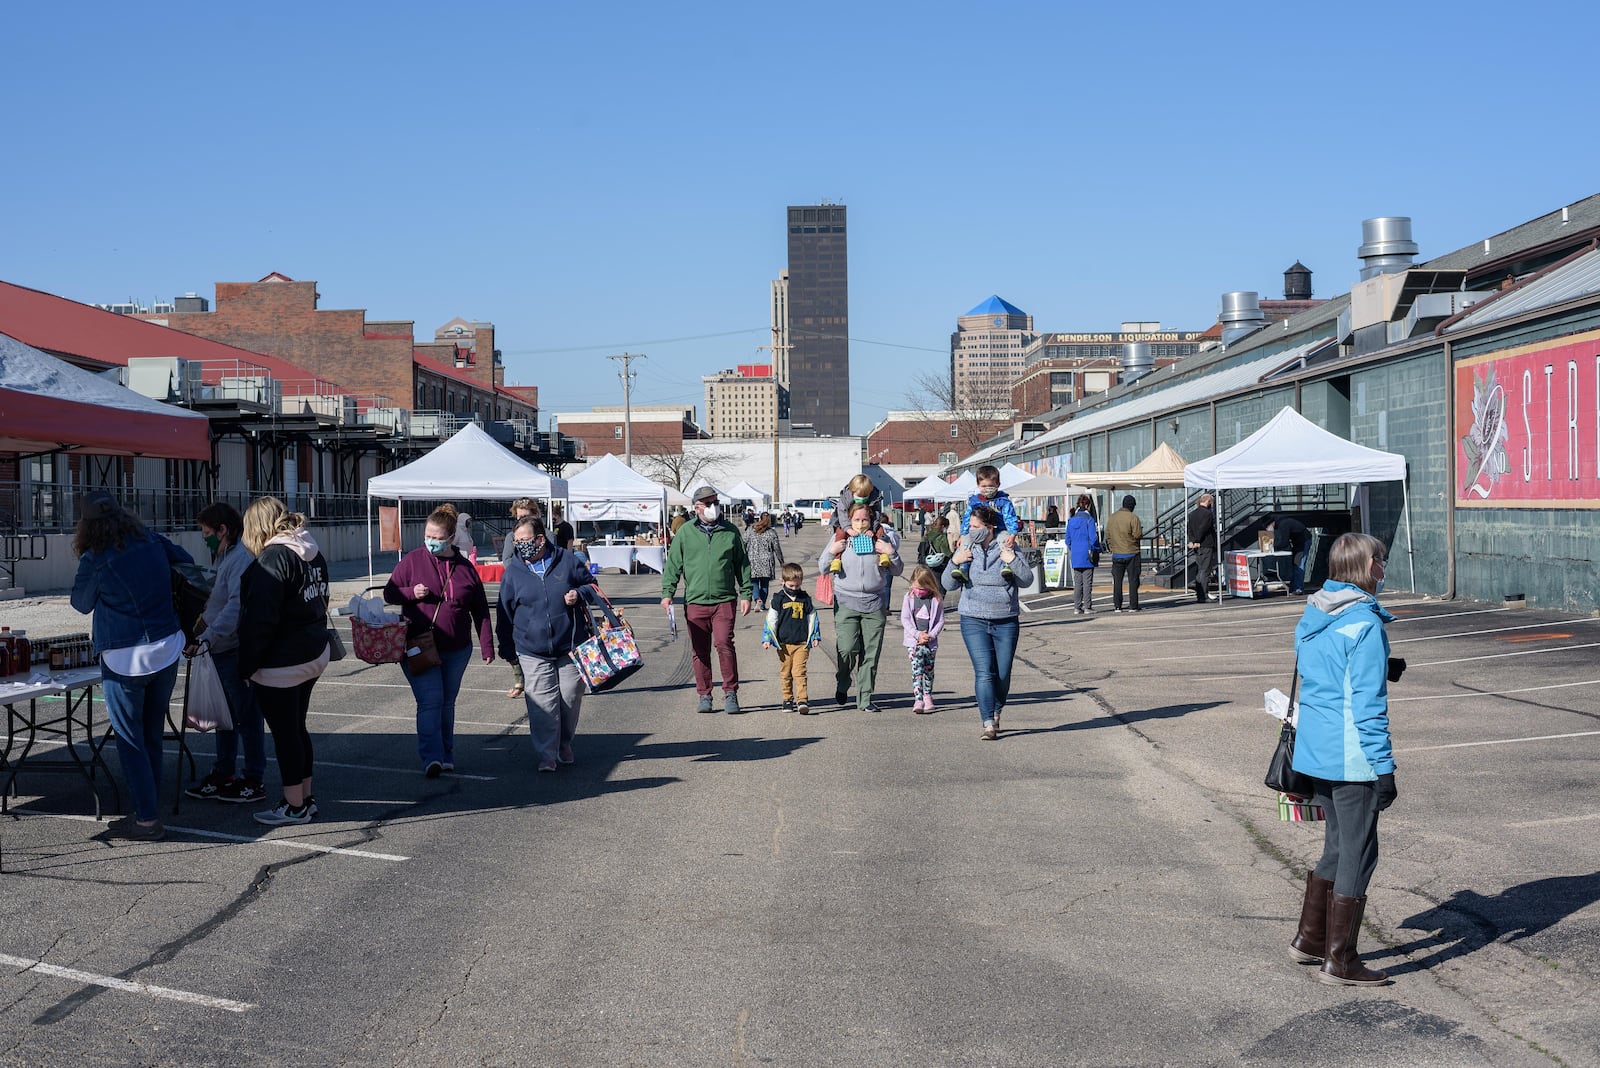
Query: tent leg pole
[
  {"left": 1403, "top": 476, "right": 1416, "bottom": 593},
  {"left": 1215, "top": 492, "right": 1224, "bottom": 609},
  {"left": 366, "top": 494, "right": 373, "bottom": 587}
]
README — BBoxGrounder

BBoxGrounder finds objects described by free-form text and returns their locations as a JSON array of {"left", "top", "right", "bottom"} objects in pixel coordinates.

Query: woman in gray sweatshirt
[
  {"left": 944, "top": 504, "right": 1032, "bottom": 739},
  {"left": 819, "top": 502, "right": 903, "bottom": 710}
]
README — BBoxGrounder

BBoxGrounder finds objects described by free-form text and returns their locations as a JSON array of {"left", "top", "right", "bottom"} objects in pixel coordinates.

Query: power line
[{"left": 503, "top": 329, "right": 764, "bottom": 355}]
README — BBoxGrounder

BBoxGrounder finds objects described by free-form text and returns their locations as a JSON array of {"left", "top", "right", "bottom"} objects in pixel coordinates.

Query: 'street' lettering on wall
[{"left": 1455, "top": 328, "right": 1600, "bottom": 507}]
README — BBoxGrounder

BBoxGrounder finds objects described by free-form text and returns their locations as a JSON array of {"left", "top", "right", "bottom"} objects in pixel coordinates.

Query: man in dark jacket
[
  {"left": 1268, "top": 515, "right": 1311, "bottom": 594},
  {"left": 1187, "top": 493, "right": 1218, "bottom": 603}
]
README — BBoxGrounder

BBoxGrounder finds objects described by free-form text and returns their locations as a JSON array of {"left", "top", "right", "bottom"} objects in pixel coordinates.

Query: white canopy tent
[
  {"left": 930, "top": 471, "right": 979, "bottom": 502},
  {"left": 685, "top": 478, "right": 734, "bottom": 505},
  {"left": 726, "top": 480, "right": 772, "bottom": 504},
  {"left": 565, "top": 453, "right": 670, "bottom": 524},
  {"left": 1183, "top": 406, "right": 1413, "bottom": 597},
  {"left": 902, "top": 472, "right": 954, "bottom": 500},
  {"left": 1004, "top": 472, "right": 1089, "bottom": 499},
  {"left": 365, "top": 423, "right": 569, "bottom": 575},
  {"left": 1071, "top": 443, "right": 1190, "bottom": 489}
]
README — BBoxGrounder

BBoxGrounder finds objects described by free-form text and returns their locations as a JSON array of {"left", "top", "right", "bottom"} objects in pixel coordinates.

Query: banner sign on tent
[
  {"left": 379, "top": 506, "right": 400, "bottom": 552},
  {"left": 1456, "top": 328, "right": 1600, "bottom": 507}
]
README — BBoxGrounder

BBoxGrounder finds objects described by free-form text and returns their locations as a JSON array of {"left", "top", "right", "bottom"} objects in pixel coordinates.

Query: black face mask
[{"left": 514, "top": 537, "right": 546, "bottom": 561}]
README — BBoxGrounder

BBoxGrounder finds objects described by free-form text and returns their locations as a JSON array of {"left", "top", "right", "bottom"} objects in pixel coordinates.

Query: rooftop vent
[
  {"left": 1357, "top": 217, "right": 1419, "bottom": 280},
  {"left": 1121, "top": 342, "right": 1155, "bottom": 384},
  {"left": 1219, "top": 291, "right": 1267, "bottom": 346}
]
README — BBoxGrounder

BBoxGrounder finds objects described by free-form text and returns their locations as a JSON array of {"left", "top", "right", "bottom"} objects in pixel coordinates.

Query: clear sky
[{"left": 6, "top": 1, "right": 1596, "bottom": 434}]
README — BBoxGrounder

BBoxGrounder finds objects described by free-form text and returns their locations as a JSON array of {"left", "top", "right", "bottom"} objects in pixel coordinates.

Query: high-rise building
[
  {"left": 769, "top": 270, "right": 790, "bottom": 388},
  {"left": 951, "top": 296, "right": 1036, "bottom": 411},
  {"left": 703, "top": 364, "right": 787, "bottom": 439},
  {"left": 784, "top": 204, "right": 849, "bottom": 435}
]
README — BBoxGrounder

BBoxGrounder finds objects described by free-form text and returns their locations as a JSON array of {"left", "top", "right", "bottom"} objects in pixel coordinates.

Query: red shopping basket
[{"left": 349, "top": 586, "right": 408, "bottom": 665}]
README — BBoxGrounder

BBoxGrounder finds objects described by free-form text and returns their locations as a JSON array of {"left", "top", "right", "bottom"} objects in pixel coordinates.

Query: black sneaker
[
  {"left": 782, "top": 700, "right": 797, "bottom": 713},
  {"left": 215, "top": 778, "right": 267, "bottom": 804},
  {"left": 424, "top": 761, "right": 443, "bottom": 779},
  {"left": 835, "top": 689, "right": 849, "bottom": 707},
  {"left": 184, "top": 771, "right": 232, "bottom": 801}
]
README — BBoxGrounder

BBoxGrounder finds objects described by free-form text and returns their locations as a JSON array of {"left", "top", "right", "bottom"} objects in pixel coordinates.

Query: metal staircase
[{"left": 1146, "top": 485, "right": 1347, "bottom": 589}]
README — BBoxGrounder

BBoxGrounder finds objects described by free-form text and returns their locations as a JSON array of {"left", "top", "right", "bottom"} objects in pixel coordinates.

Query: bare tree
[
  {"left": 904, "top": 370, "right": 1017, "bottom": 458},
  {"left": 633, "top": 448, "right": 741, "bottom": 491}
]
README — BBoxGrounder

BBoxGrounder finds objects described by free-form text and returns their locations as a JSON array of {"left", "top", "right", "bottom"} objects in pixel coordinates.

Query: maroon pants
[{"left": 686, "top": 601, "right": 739, "bottom": 695}]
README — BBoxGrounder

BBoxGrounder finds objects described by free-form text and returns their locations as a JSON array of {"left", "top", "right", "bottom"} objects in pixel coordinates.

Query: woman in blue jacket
[
  {"left": 496, "top": 516, "right": 598, "bottom": 772},
  {"left": 1065, "top": 494, "right": 1100, "bottom": 614},
  {"left": 70, "top": 490, "right": 193, "bottom": 841},
  {"left": 1286, "top": 532, "right": 1397, "bottom": 987}
]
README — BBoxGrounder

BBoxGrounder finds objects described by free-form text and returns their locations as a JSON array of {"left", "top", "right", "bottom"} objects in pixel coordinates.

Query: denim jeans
[
  {"left": 402, "top": 643, "right": 472, "bottom": 768},
  {"left": 1290, "top": 549, "right": 1308, "bottom": 593},
  {"left": 102, "top": 659, "right": 180, "bottom": 821},
  {"left": 209, "top": 648, "right": 265, "bottom": 782},
  {"left": 959, "top": 615, "right": 1019, "bottom": 723},
  {"left": 751, "top": 576, "right": 771, "bottom": 606}
]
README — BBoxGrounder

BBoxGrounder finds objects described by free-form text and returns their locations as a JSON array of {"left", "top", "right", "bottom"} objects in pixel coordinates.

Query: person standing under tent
[
  {"left": 551, "top": 503, "right": 575, "bottom": 550},
  {"left": 1187, "top": 492, "right": 1218, "bottom": 603},
  {"left": 1269, "top": 515, "right": 1311, "bottom": 595}
]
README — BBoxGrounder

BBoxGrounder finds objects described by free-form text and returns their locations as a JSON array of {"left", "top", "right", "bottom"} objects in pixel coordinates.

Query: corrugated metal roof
[
  {"left": 1025, "top": 335, "right": 1336, "bottom": 454},
  {"left": 1449, "top": 248, "right": 1600, "bottom": 330}
]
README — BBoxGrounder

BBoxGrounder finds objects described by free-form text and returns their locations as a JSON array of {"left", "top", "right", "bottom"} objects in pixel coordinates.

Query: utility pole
[
  {"left": 757, "top": 337, "right": 791, "bottom": 504},
  {"left": 607, "top": 352, "right": 646, "bottom": 466}
]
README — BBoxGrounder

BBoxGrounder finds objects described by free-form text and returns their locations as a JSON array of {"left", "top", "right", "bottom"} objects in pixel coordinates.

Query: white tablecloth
[
  {"left": 587, "top": 545, "right": 635, "bottom": 573},
  {"left": 633, "top": 546, "right": 665, "bottom": 574}
]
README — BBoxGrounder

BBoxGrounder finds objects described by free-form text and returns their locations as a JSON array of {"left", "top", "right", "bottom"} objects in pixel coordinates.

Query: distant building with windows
[
  {"left": 784, "top": 204, "right": 850, "bottom": 435},
  {"left": 703, "top": 364, "right": 788, "bottom": 439},
  {"left": 864, "top": 409, "right": 1017, "bottom": 466},
  {"left": 951, "top": 296, "right": 1036, "bottom": 411},
  {"left": 553, "top": 405, "right": 704, "bottom": 458}
]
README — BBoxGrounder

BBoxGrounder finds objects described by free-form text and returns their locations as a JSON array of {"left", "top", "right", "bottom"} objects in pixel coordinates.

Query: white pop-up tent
[
  {"left": 726, "top": 480, "right": 771, "bottom": 504},
  {"left": 1072, "top": 443, "right": 1190, "bottom": 488},
  {"left": 685, "top": 478, "right": 734, "bottom": 505},
  {"left": 1183, "top": 406, "right": 1412, "bottom": 596},
  {"left": 930, "top": 471, "right": 979, "bottom": 502},
  {"left": 566, "top": 453, "right": 670, "bottom": 524},
  {"left": 366, "top": 423, "right": 568, "bottom": 574},
  {"left": 902, "top": 472, "right": 955, "bottom": 500}
]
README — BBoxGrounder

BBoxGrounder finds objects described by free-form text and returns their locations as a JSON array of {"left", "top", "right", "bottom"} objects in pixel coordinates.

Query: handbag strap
[
  {"left": 427, "top": 554, "right": 452, "bottom": 629},
  {"left": 1285, "top": 655, "right": 1301, "bottom": 729}
]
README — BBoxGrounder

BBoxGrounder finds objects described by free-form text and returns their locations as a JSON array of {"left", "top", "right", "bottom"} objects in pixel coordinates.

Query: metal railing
[{"left": 1147, "top": 484, "right": 1345, "bottom": 579}]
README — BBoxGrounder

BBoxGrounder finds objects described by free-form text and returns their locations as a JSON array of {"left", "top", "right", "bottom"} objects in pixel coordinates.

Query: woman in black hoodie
[{"left": 237, "top": 498, "right": 330, "bottom": 827}]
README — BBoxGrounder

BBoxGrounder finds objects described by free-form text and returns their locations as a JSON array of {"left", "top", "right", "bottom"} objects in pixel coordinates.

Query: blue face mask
[
  {"left": 1375, "top": 577, "right": 1385, "bottom": 594},
  {"left": 425, "top": 537, "right": 450, "bottom": 555}
]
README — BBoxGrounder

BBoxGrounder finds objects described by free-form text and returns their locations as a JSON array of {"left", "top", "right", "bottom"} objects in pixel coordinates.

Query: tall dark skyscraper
[{"left": 784, "top": 203, "right": 849, "bottom": 436}]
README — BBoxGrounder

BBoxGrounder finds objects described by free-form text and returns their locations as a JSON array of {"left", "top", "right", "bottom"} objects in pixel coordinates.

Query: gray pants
[
  {"left": 1312, "top": 779, "right": 1381, "bottom": 898},
  {"left": 518, "top": 653, "right": 585, "bottom": 766},
  {"left": 1073, "top": 567, "right": 1095, "bottom": 611}
]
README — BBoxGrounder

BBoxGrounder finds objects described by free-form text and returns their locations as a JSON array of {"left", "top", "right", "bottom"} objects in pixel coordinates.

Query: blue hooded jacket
[{"left": 1290, "top": 580, "right": 1395, "bottom": 782}]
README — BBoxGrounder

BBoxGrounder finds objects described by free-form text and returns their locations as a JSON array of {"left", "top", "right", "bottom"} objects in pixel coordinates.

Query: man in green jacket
[{"left": 662, "top": 485, "right": 753, "bottom": 713}]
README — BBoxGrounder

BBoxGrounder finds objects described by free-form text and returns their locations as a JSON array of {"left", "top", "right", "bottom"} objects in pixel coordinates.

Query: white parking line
[
  {"left": 310, "top": 709, "right": 521, "bottom": 730},
  {"left": 1391, "top": 618, "right": 1600, "bottom": 645},
  {"left": 317, "top": 679, "right": 517, "bottom": 695},
  {"left": 0, "top": 952, "right": 253, "bottom": 1013},
  {"left": 159, "top": 749, "right": 499, "bottom": 783},
  {"left": 1396, "top": 729, "right": 1600, "bottom": 752},
  {"left": 1390, "top": 679, "right": 1600, "bottom": 702},
  {"left": 15, "top": 811, "right": 409, "bottom": 862},
  {"left": 1196, "top": 641, "right": 1600, "bottom": 681},
  {"left": 1504, "top": 811, "right": 1600, "bottom": 827}
]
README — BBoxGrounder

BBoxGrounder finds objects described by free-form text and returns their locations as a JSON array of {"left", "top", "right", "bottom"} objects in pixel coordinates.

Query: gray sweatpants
[
  {"left": 518, "top": 653, "right": 585, "bottom": 766},
  {"left": 1073, "top": 567, "right": 1095, "bottom": 611}
]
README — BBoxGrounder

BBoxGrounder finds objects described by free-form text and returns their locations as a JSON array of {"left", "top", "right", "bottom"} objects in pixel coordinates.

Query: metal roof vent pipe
[
  {"left": 1121, "top": 342, "right": 1155, "bottom": 384},
  {"left": 1357, "top": 217, "right": 1419, "bottom": 280},
  {"left": 1219, "top": 291, "right": 1268, "bottom": 346}
]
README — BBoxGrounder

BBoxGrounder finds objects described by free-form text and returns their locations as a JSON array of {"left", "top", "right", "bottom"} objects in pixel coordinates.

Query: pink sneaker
[
  {"left": 922, "top": 696, "right": 934, "bottom": 714},
  {"left": 911, "top": 696, "right": 925, "bottom": 712}
]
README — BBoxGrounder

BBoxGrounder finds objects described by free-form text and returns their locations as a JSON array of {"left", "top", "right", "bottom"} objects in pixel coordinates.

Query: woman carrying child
[{"left": 901, "top": 565, "right": 946, "bottom": 714}]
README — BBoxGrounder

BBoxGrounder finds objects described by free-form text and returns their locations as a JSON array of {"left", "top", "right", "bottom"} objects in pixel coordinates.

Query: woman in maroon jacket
[{"left": 384, "top": 507, "right": 493, "bottom": 777}]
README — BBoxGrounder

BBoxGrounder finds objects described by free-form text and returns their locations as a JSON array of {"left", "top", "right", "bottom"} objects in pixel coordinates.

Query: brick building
[
  {"left": 135, "top": 274, "right": 535, "bottom": 423},
  {"left": 702, "top": 364, "right": 787, "bottom": 439},
  {"left": 554, "top": 406, "right": 703, "bottom": 459},
  {"left": 864, "top": 410, "right": 1017, "bottom": 465},
  {"left": 951, "top": 296, "right": 1036, "bottom": 411}
]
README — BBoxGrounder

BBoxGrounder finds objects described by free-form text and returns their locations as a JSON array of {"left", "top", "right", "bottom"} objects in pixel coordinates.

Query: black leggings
[
  {"left": 253, "top": 678, "right": 317, "bottom": 789},
  {"left": 1312, "top": 779, "right": 1381, "bottom": 897}
]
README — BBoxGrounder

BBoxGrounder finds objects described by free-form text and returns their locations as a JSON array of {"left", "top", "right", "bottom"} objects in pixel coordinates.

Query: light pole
[{"left": 607, "top": 352, "right": 646, "bottom": 466}]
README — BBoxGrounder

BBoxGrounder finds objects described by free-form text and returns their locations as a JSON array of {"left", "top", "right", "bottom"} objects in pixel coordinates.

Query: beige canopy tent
[{"left": 1069, "top": 443, "right": 1189, "bottom": 488}]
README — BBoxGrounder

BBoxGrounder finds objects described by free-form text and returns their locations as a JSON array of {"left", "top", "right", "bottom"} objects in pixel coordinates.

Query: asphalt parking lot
[{"left": 2, "top": 527, "right": 1597, "bottom": 1066}]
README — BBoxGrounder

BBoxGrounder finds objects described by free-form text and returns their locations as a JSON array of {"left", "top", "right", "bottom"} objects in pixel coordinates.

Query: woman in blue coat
[
  {"left": 1065, "top": 494, "right": 1100, "bottom": 615},
  {"left": 1286, "top": 532, "right": 1397, "bottom": 987}
]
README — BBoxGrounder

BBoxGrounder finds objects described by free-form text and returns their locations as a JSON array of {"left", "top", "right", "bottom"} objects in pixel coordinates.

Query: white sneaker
[{"left": 253, "top": 800, "right": 313, "bottom": 826}]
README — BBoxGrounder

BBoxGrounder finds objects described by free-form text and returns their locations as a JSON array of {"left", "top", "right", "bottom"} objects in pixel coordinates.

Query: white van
[{"left": 790, "top": 499, "right": 835, "bottom": 522}]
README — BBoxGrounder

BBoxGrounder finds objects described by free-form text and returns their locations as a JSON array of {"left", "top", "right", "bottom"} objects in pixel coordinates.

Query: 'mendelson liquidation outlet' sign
[{"left": 1456, "top": 328, "right": 1600, "bottom": 507}]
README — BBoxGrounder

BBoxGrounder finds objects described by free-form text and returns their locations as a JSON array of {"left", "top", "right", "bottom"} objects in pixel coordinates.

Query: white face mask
[{"left": 701, "top": 504, "right": 721, "bottom": 523}]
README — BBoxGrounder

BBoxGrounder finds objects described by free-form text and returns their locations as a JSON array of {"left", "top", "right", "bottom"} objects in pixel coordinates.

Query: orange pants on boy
[{"left": 777, "top": 642, "right": 811, "bottom": 702}]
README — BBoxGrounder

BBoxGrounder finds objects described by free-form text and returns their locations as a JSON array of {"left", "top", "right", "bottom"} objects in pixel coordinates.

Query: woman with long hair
[
  {"left": 742, "top": 512, "right": 784, "bottom": 611},
  {"left": 384, "top": 506, "right": 493, "bottom": 777},
  {"left": 184, "top": 501, "right": 268, "bottom": 805},
  {"left": 1286, "top": 532, "right": 1398, "bottom": 986},
  {"left": 237, "top": 498, "right": 331, "bottom": 826},
  {"left": 1066, "top": 493, "right": 1100, "bottom": 615},
  {"left": 944, "top": 504, "right": 1031, "bottom": 740},
  {"left": 70, "top": 490, "right": 194, "bottom": 841}
]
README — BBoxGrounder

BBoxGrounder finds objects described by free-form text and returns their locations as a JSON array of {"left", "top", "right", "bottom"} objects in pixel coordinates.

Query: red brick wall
[
  {"left": 866, "top": 415, "right": 1013, "bottom": 464},
  {"left": 560, "top": 419, "right": 686, "bottom": 458}
]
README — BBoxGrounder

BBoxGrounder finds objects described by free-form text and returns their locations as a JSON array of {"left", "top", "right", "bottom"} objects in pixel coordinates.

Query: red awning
[{"left": 0, "top": 334, "right": 212, "bottom": 460}]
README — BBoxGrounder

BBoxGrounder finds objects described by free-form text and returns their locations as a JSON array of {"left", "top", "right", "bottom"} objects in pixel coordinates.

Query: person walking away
[
  {"left": 661, "top": 485, "right": 752, "bottom": 713},
  {"left": 385, "top": 507, "right": 494, "bottom": 777},
  {"left": 901, "top": 565, "right": 946, "bottom": 714},
  {"left": 70, "top": 490, "right": 194, "bottom": 841},
  {"left": 496, "top": 516, "right": 597, "bottom": 771},
  {"left": 1105, "top": 494, "right": 1145, "bottom": 613},
  {"left": 452, "top": 512, "right": 478, "bottom": 565},
  {"left": 500, "top": 497, "right": 541, "bottom": 699},
  {"left": 1187, "top": 492, "right": 1218, "bottom": 603},
  {"left": 821, "top": 503, "right": 904, "bottom": 711},
  {"left": 961, "top": 464, "right": 1021, "bottom": 584},
  {"left": 237, "top": 498, "right": 331, "bottom": 826},
  {"left": 761, "top": 562, "right": 821, "bottom": 713},
  {"left": 1066, "top": 494, "right": 1100, "bottom": 614},
  {"left": 185, "top": 502, "right": 268, "bottom": 805},
  {"left": 1286, "top": 532, "right": 1398, "bottom": 986},
  {"left": 743, "top": 512, "right": 785, "bottom": 611},
  {"left": 945, "top": 505, "right": 1030, "bottom": 739},
  {"left": 1269, "top": 515, "right": 1311, "bottom": 594}
]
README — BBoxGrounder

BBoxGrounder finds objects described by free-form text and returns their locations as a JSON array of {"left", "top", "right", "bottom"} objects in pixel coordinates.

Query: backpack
[{"left": 916, "top": 537, "right": 931, "bottom": 565}]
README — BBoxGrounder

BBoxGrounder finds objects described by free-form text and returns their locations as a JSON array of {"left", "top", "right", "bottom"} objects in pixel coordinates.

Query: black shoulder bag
[{"left": 1264, "top": 658, "right": 1318, "bottom": 801}]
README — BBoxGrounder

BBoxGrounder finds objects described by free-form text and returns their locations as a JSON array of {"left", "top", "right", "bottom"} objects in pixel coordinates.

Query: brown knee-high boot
[
  {"left": 1288, "top": 873, "right": 1334, "bottom": 963},
  {"left": 1317, "top": 892, "right": 1389, "bottom": 986}
]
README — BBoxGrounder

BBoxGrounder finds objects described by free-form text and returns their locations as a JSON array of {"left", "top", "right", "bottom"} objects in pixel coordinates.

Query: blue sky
[{"left": 6, "top": 1, "right": 1597, "bottom": 433}]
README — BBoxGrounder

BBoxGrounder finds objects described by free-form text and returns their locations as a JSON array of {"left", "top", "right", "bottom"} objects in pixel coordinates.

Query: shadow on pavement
[{"left": 1378, "top": 871, "right": 1600, "bottom": 975}]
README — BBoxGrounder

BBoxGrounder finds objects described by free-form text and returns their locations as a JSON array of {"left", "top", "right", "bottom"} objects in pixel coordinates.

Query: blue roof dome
[{"left": 966, "top": 295, "right": 1027, "bottom": 317}]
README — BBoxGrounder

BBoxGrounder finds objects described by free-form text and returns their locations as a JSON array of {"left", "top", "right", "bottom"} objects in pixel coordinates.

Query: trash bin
[{"left": 1022, "top": 548, "right": 1046, "bottom": 596}]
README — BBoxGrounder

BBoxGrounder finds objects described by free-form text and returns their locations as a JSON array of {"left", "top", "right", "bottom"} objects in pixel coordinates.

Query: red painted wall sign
[{"left": 1456, "top": 328, "right": 1600, "bottom": 507}]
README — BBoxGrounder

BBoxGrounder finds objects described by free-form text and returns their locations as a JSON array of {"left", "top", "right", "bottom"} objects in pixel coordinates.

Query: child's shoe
[
  {"left": 828, "top": 557, "right": 844, "bottom": 575},
  {"left": 948, "top": 566, "right": 968, "bottom": 585},
  {"left": 921, "top": 695, "right": 935, "bottom": 714},
  {"left": 782, "top": 699, "right": 797, "bottom": 713},
  {"left": 878, "top": 553, "right": 892, "bottom": 569},
  {"left": 911, "top": 695, "right": 924, "bottom": 712},
  {"left": 1001, "top": 565, "right": 1018, "bottom": 585}
]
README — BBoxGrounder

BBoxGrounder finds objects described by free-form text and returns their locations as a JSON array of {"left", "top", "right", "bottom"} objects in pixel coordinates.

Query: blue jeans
[
  {"left": 751, "top": 576, "right": 771, "bottom": 605},
  {"left": 1291, "top": 550, "right": 1307, "bottom": 593},
  {"left": 402, "top": 643, "right": 472, "bottom": 768},
  {"left": 960, "top": 616, "right": 1019, "bottom": 723},
  {"left": 102, "top": 659, "right": 181, "bottom": 821},
  {"left": 209, "top": 648, "right": 265, "bottom": 782}
]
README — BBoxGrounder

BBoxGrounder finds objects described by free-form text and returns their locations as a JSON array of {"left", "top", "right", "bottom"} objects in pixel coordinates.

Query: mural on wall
[{"left": 1455, "top": 328, "right": 1600, "bottom": 507}]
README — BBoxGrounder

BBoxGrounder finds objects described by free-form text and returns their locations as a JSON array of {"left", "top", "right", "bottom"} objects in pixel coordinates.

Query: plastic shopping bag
[{"left": 183, "top": 646, "right": 234, "bottom": 733}]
